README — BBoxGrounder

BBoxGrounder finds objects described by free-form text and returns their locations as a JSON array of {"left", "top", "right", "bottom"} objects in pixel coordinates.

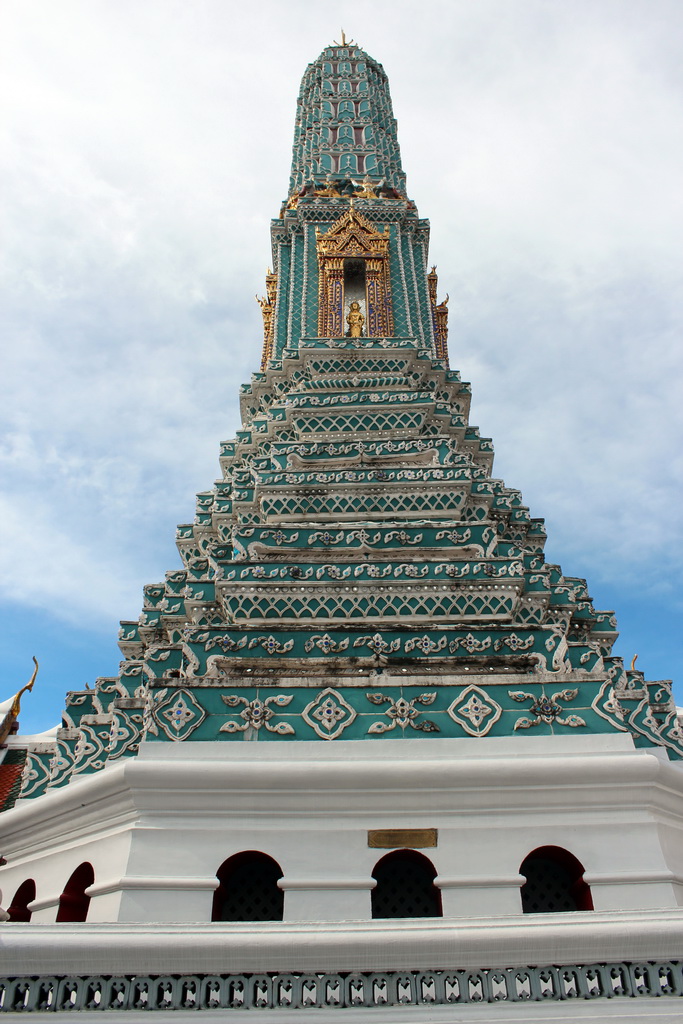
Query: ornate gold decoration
[
  {"left": 316, "top": 206, "right": 393, "bottom": 338},
  {"left": 0, "top": 657, "right": 38, "bottom": 746},
  {"left": 314, "top": 174, "right": 341, "bottom": 198},
  {"left": 368, "top": 828, "right": 438, "bottom": 849},
  {"left": 352, "top": 174, "right": 382, "bottom": 199},
  {"left": 257, "top": 268, "right": 278, "bottom": 370},
  {"left": 346, "top": 301, "right": 364, "bottom": 338},
  {"left": 428, "top": 265, "right": 449, "bottom": 365}
]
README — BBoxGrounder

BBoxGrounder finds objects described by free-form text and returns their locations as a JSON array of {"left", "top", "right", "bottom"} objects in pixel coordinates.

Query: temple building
[{"left": 2, "top": 38, "right": 683, "bottom": 1015}]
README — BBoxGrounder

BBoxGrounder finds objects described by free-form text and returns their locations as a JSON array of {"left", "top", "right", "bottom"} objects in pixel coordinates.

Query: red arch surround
[
  {"left": 56, "top": 862, "right": 94, "bottom": 923},
  {"left": 212, "top": 851, "right": 284, "bottom": 922},
  {"left": 7, "top": 878, "right": 36, "bottom": 922},
  {"left": 371, "top": 849, "right": 442, "bottom": 919},
  {"left": 520, "top": 846, "right": 593, "bottom": 913}
]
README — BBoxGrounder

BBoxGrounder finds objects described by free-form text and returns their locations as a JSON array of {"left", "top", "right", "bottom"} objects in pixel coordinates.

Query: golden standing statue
[{"left": 346, "top": 301, "right": 365, "bottom": 338}]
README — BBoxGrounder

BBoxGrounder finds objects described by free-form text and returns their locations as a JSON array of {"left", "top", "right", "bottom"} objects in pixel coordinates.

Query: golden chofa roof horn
[{"left": 0, "top": 656, "right": 38, "bottom": 745}]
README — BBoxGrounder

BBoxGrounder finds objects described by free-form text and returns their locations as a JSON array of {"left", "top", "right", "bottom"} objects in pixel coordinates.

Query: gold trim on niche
[
  {"left": 316, "top": 205, "right": 394, "bottom": 338},
  {"left": 427, "top": 265, "right": 449, "bottom": 365},
  {"left": 257, "top": 268, "right": 278, "bottom": 369}
]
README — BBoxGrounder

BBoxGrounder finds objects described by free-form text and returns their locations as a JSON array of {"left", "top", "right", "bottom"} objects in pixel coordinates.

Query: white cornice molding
[
  {"left": 2, "top": 740, "right": 683, "bottom": 861},
  {"left": 4, "top": 909, "right": 683, "bottom": 976},
  {"left": 584, "top": 869, "right": 683, "bottom": 886},
  {"left": 278, "top": 877, "right": 376, "bottom": 891},
  {"left": 86, "top": 875, "right": 218, "bottom": 898},
  {"left": 434, "top": 874, "right": 526, "bottom": 888}
]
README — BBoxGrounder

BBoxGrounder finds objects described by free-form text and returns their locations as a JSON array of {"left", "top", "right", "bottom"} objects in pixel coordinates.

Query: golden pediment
[{"left": 316, "top": 206, "right": 390, "bottom": 260}]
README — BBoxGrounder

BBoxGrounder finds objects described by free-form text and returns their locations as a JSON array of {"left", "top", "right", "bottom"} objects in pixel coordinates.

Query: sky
[{"left": 2, "top": 0, "right": 682, "bottom": 734}]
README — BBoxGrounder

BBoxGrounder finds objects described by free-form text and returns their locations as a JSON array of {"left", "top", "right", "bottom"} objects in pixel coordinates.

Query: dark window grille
[
  {"left": 520, "top": 846, "right": 593, "bottom": 913},
  {"left": 212, "top": 851, "right": 284, "bottom": 922},
  {"left": 7, "top": 878, "right": 35, "bottom": 922},
  {"left": 56, "top": 862, "right": 94, "bottom": 923},
  {"left": 371, "top": 849, "right": 442, "bottom": 918}
]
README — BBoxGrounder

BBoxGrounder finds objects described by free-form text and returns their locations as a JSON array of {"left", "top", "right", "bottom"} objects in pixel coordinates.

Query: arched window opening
[
  {"left": 56, "top": 862, "right": 94, "bottom": 923},
  {"left": 520, "top": 846, "right": 593, "bottom": 913},
  {"left": 7, "top": 879, "right": 35, "bottom": 922},
  {"left": 212, "top": 851, "right": 284, "bottom": 922},
  {"left": 344, "top": 259, "right": 366, "bottom": 336},
  {"left": 371, "top": 849, "right": 442, "bottom": 919}
]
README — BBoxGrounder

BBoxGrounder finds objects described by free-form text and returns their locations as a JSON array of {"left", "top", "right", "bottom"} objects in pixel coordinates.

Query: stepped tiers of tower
[
  {"left": 16, "top": 326, "right": 683, "bottom": 788},
  {"left": 7, "top": 39, "right": 683, "bottom": 804}
]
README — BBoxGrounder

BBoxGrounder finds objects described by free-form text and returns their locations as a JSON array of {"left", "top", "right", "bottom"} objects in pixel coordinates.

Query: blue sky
[{"left": 2, "top": 0, "right": 682, "bottom": 733}]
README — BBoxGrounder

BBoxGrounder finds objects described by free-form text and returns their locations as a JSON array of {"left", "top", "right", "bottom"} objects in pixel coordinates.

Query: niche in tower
[
  {"left": 316, "top": 207, "right": 393, "bottom": 338},
  {"left": 343, "top": 258, "right": 366, "bottom": 337}
]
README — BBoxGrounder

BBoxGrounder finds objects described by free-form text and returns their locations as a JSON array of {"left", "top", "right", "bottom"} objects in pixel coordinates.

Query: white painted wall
[{"left": 1, "top": 733, "right": 683, "bottom": 932}]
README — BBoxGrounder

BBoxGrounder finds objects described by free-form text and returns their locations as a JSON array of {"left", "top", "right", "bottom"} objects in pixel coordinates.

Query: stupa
[{"left": 2, "top": 38, "right": 683, "bottom": 1015}]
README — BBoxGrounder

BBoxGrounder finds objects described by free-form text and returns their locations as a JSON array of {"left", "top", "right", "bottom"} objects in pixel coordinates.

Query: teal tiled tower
[{"left": 17, "top": 40, "right": 683, "bottom": 802}]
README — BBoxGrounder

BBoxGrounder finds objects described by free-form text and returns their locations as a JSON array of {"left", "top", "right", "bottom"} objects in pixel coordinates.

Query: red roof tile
[{"left": 0, "top": 762, "right": 24, "bottom": 811}]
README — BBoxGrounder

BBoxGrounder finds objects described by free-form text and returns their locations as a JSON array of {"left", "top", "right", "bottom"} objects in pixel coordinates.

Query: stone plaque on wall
[{"left": 368, "top": 828, "right": 438, "bottom": 849}]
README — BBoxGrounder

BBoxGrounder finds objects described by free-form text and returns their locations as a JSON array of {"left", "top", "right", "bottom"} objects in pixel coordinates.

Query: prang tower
[{"left": 2, "top": 39, "right": 683, "bottom": 1015}]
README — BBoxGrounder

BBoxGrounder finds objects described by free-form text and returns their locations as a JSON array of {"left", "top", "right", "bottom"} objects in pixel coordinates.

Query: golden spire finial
[
  {"left": 333, "top": 29, "right": 355, "bottom": 47},
  {"left": 0, "top": 657, "right": 38, "bottom": 745}
]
